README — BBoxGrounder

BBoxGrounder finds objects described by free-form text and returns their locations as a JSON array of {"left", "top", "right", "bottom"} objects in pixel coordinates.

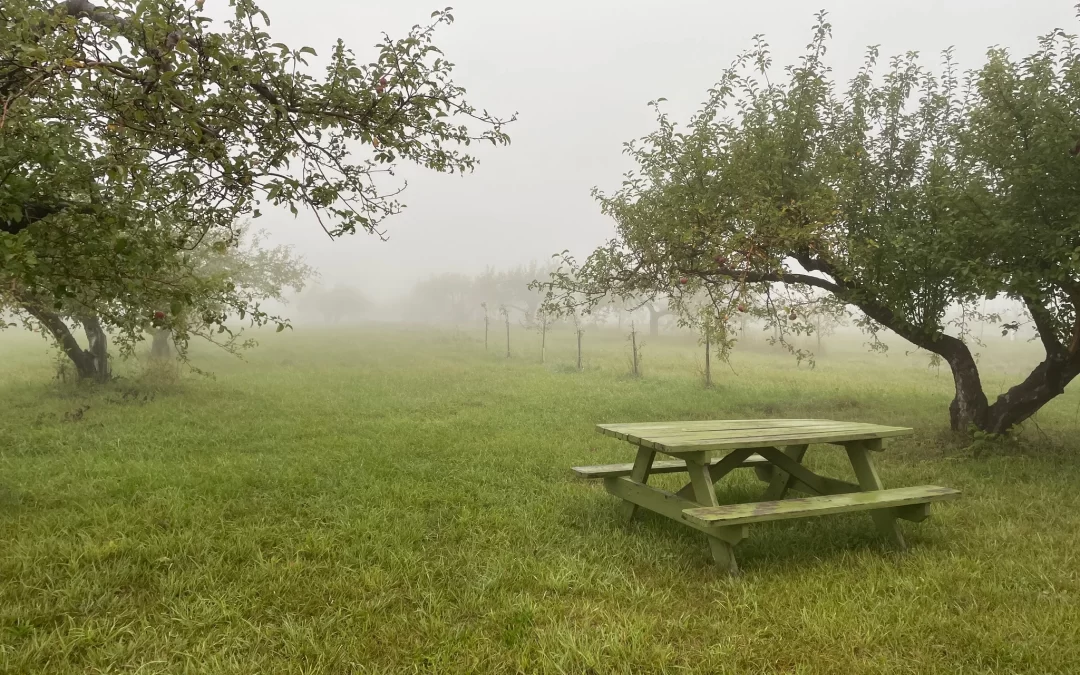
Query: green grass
[{"left": 1, "top": 324, "right": 1079, "bottom": 674}]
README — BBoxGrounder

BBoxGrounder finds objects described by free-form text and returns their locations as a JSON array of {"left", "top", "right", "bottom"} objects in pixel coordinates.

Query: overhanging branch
[
  {"left": 703, "top": 265, "right": 844, "bottom": 295},
  {"left": 702, "top": 263, "right": 959, "bottom": 357}
]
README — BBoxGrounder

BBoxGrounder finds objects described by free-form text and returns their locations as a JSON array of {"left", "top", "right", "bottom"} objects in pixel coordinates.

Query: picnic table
[{"left": 573, "top": 419, "right": 960, "bottom": 574}]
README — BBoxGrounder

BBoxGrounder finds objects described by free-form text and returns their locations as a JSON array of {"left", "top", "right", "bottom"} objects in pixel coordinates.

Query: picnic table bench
[{"left": 572, "top": 419, "right": 960, "bottom": 574}]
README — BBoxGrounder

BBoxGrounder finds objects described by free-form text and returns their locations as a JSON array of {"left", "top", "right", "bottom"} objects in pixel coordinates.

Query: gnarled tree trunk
[
  {"left": 940, "top": 339, "right": 989, "bottom": 432},
  {"left": 79, "top": 315, "right": 111, "bottom": 382},
  {"left": 936, "top": 332, "right": 1079, "bottom": 435},
  {"left": 20, "top": 303, "right": 111, "bottom": 382}
]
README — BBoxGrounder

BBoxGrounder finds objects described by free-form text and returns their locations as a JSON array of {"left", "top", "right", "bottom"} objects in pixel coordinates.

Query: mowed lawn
[{"left": 1, "top": 324, "right": 1079, "bottom": 674}]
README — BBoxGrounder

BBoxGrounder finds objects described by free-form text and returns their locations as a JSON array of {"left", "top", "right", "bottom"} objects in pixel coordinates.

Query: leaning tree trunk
[
  {"left": 15, "top": 290, "right": 111, "bottom": 382},
  {"left": 981, "top": 352, "right": 1080, "bottom": 434},
  {"left": 847, "top": 296, "right": 997, "bottom": 433},
  {"left": 150, "top": 329, "right": 173, "bottom": 359},
  {"left": 25, "top": 307, "right": 110, "bottom": 381}
]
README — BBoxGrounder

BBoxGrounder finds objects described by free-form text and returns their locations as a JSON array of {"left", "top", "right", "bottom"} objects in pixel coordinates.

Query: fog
[
  {"left": 3, "top": 1, "right": 1070, "bottom": 354},
  {"left": 227, "top": 0, "right": 1074, "bottom": 303}
]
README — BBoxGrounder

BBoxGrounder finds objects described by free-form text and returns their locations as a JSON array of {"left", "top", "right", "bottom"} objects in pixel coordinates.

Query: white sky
[{"left": 226, "top": 0, "right": 1076, "bottom": 301}]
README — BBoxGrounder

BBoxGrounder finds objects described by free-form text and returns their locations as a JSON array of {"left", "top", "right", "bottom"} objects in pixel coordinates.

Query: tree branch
[
  {"left": 702, "top": 263, "right": 964, "bottom": 359},
  {"left": 1023, "top": 294, "right": 1065, "bottom": 358},
  {"left": 13, "top": 287, "right": 93, "bottom": 372},
  {"left": 57, "top": 0, "right": 126, "bottom": 30},
  {"left": 704, "top": 265, "right": 844, "bottom": 295},
  {"left": 1, "top": 199, "right": 96, "bottom": 235}
]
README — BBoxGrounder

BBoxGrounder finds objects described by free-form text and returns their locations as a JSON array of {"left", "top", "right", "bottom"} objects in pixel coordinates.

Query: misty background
[{"left": 223, "top": 0, "right": 1075, "bottom": 310}]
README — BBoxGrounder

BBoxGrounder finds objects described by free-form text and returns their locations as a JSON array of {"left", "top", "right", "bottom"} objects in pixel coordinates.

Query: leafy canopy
[{"left": 0, "top": 0, "right": 512, "bottom": 353}]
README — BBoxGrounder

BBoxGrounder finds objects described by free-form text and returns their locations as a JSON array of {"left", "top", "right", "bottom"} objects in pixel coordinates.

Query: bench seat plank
[
  {"left": 572, "top": 454, "right": 769, "bottom": 479},
  {"left": 682, "top": 485, "right": 961, "bottom": 527}
]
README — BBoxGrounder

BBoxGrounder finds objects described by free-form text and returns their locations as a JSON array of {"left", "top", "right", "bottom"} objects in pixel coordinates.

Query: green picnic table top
[{"left": 596, "top": 418, "right": 913, "bottom": 454}]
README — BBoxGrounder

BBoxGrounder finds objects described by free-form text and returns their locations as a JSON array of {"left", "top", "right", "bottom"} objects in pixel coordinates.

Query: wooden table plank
[
  {"left": 654, "top": 430, "right": 910, "bottom": 453},
  {"left": 600, "top": 419, "right": 904, "bottom": 432},
  {"left": 601, "top": 418, "right": 833, "bottom": 430},
  {"left": 597, "top": 419, "right": 912, "bottom": 453},
  {"left": 627, "top": 423, "right": 902, "bottom": 444},
  {"left": 598, "top": 419, "right": 845, "bottom": 437}
]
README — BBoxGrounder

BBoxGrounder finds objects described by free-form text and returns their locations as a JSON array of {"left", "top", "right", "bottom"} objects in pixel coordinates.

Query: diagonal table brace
[
  {"left": 759, "top": 445, "right": 811, "bottom": 500},
  {"left": 674, "top": 447, "right": 757, "bottom": 500}
]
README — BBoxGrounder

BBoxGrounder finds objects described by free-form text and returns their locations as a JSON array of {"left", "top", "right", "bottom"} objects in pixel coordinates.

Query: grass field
[{"left": 2, "top": 323, "right": 1080, "bottom": 673}]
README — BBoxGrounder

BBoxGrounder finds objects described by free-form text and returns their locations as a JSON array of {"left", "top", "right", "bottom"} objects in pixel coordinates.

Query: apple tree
[
  {"left": 541, "top": 13, "right": 1080, "bottom": 435},
  {"left": 146, "top": 225, "right": 315, "bottom": 361},
  {"left": 0, "top": 0, "right": 512, "bottom": 380}
]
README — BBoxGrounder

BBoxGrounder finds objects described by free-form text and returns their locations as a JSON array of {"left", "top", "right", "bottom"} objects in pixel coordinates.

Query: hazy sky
[{"left": 233, "top": 0, "right": 1076, "bottom": 301}]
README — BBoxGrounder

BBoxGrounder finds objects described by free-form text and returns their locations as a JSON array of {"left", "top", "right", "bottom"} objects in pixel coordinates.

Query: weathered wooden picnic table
[{"left": 573, "top": 419, "right": 960, "bottom": 574}]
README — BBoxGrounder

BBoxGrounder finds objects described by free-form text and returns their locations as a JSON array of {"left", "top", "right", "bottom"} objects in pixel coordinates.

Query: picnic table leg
[
  {"left": 674, "top": 448, "right": 756, "bottom": 500},
  {"left": 685, "top": 454, "right": 739, "bottom": 575},
  {"left": 618, "top": 446, "right": 656, "bottom": 524},
  {"left": 761, "top": 444, "right": 809, "bottom": 501},
  {"left": 844, "top": 439, "right": 906, "bottom": 550}
]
